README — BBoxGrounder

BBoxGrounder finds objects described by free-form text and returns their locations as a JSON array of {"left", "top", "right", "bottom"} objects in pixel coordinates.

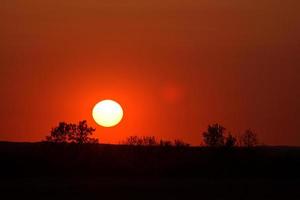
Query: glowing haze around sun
[{"left": 92, "top": 100, "right": 123, "bottom": 127}]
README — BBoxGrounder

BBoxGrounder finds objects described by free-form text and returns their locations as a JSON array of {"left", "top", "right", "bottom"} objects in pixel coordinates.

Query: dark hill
[
  {"left": 0, "top": 142, "right": 300, "bottom": 199},
  {"left": 0, "top": 142, "right": 300, "bottom": 178}
]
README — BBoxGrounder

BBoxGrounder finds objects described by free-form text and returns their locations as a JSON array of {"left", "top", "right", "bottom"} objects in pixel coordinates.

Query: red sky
[{"left": 1, "top": 0, "right": 300, "bottom": 145}]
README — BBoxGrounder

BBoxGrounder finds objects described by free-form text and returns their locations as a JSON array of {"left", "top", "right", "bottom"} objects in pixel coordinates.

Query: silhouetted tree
[
  {"left": 46, "top": 120, "right": 98, "bottom": 144},
  {"left": 46, "top": 122, "right": 72, "bottom": 143},
  {"left": 225, "top": 133, "right": 237, "bottom": 147},
  {"left": 240, "top": 129, "right": 258, "bottom": 147},
  {"left": 69, "top": 120, "right": 98, "bottom": 144},
  {"left": 203, "top": 124, "right": 226, "bottom": 147}
]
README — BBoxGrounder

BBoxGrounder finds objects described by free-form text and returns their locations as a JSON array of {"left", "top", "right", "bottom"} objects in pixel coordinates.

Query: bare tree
[
  {"left": 203, "top": 124, "right": 226, "bottom": 147},
  {"left": 240, "top": 129, "right": 258, "bottom": 147}
]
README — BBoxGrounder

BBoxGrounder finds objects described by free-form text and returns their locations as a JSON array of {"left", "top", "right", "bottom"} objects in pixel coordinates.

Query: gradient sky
[{"left": 1, "top": 0, "right": 300, "bottom": 145}]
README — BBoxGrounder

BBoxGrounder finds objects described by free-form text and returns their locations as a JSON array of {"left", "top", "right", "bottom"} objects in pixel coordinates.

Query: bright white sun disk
[{"left": 92, "top": 100, "right": 123, "bottom": 127}]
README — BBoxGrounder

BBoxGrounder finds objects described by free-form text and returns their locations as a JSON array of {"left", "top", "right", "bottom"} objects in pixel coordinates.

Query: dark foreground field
[{"left": 0, "top": 142, "right": 300, "bottom": 199}]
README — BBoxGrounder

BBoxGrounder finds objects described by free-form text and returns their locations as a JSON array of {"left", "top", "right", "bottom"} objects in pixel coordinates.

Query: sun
[{"left": 92, "top": 100, "right": 124, "bottom": 127}]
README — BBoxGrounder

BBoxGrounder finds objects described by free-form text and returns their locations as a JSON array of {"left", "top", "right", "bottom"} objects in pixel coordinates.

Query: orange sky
[{"left": 1, "top": 0, "right": 300, "bottom": 145}]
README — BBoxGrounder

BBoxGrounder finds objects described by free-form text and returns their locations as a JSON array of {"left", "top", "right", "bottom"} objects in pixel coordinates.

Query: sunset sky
[{"left": 1, "top": 0, "right": 299, "bottom": 145}]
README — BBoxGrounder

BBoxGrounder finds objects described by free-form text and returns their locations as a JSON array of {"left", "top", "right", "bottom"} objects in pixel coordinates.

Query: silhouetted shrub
[
  {"left": 174, "top": 139, "right": 190, "bottom": 147},
  {"left": 159, "top": 140, "right": 173, "bottom": 147},
  {"left": 124, "top": 136, "right": 143, "bottom": 146},
  {"left": 225, "top": 133, "right": 237, "bottom": 148},
  {"left": 240, "top": 129, "right": 258, "bottom": 147},
  {"left": 46, "top": 120, "right": 98, "bottom": 144},
  {"left": 124, "top": 136, "right": 158, "bottom": 146},
  {"left": 124, "top": 136, "right": 191, "bottom": 147},
  {"left": 141, "top": 136, "right": 157, "bottom": 146}
]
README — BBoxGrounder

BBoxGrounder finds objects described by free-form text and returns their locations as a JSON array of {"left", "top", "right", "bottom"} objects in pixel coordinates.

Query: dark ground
[{"left": 0, "top": 142, "right": 299, "bottom": 199}]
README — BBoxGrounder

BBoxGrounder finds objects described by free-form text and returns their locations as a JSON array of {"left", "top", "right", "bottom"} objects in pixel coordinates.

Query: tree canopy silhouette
[
  {"left": 203, "top": 124, "right": 226, "bottom": 147},
  {"left": 203, "top": 124, "right": 238, "bottom": 147},
  {"left": 46, "top": 120, "right": 98, "bottom": 144},
  {"left": 45, "top": 122, "right": 70, "bottom": 143}
]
